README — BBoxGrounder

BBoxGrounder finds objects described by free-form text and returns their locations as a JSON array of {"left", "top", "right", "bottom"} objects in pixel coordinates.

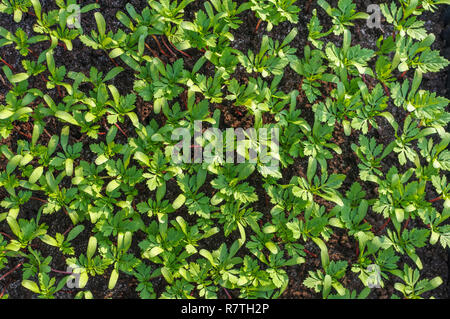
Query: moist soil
[{"left": 0, "top": 0, "right": 449, "bottom": 299}]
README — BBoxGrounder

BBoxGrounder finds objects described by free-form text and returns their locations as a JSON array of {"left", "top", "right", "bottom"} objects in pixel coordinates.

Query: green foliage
[
  {"left": 250, "top": 0, "right": 300, "bottom": 31},
  {"left": 0, "top": 0, "right": 448, "bottom": 300},
  {"left": 0, "top": 0, "right": 32, "bottom": 22},
  {"left": 317, "top": 0, "right": 369, "bottom": 35}
]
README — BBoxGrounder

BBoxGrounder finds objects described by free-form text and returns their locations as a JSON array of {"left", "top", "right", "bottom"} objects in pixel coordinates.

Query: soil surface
[{"left": 0, "top": 0, "right": 449, "bottom": 299}]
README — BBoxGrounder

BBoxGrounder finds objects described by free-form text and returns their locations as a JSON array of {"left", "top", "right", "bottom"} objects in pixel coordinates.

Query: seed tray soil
[{"left": 0, "top": 0, "right": 449, "bottom": 299}]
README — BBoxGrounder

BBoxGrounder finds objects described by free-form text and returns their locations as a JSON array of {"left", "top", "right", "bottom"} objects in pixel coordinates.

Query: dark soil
[{"left": 0, "top": 0, "right": 449, "bottom": 299}]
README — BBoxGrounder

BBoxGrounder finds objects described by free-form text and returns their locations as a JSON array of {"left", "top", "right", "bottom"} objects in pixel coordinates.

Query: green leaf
[
  {"left": 6, "top": 155, "right": 22, "bottom": 174},
  {"left": 65, "top": 158, "right": 74, "bottom": 176},
  {"left": 76, "top": 272, "right": 88, "bottom": 289},
  {"left": 95, "top": 12, "right": 106, "bottom": 36},
  {"left": 87, "top": 236, "right": 97, "bottom": 260},
  {"left": 60, "top": 126, "right": 69, "bottom": 152},
  {"left": 104, "top": 67, "right": 123, "bottom": 82},
  {"left": 109, "top": 48, "right": 124, "bottom": 59},
  {"left": 6, "top": 241, "right": 22, "bottom": 251},
  {"left": 29, "top": 166, "right": 43, "bottom": 184},
  {"left": 312, "top": 237, "right": 329, "bottom": 268},
  {"left": 22, "top": 280, "right": 40, "bottom": 294},
  {"left": 199, "top": 249, "right": 216, "bottom": 267},
  {"left": 161, "top": 267, "right": 173, "bottom": 284},
  {"left": 108, "top": 268, "right": 119, "bottom": 290},
  {"left": 265, "top": 241, "right": 278, "bottom": 254},
  {"left": 67, "top": 225, "right": 85, "bottom": 242},
  {"left": 428, "top": 277, "right": 443, "bottom": 290},
  {"left": 40, "top": 234, "right": 58, "bottom": 247},
  {"left": 134, "top": 151, "right": 150, "bottom": 166},
  {"left": 156, "top": 184, "right": 166, "bottom": 202},
  {"left": 106, "top": 179, "right": 120, "bottom": 193},
  {"left": 148, "top": 246, "right": 164, "bottom": 258},
  {"left": 55, "top": 111, "right": 78, "bottom": 125},
  {"left": 0, "top": 109, "right": 14, "bottom": 119},
  {"left": 263, "top": 225, "right": 277, "bottom": 234},
  {"left": 10, "top": 73, "right": 29, "bottom": 83},
  {"left": 323, "top": 274, "right": 332, "bottom": 299},
  {"left": 307, "top": 157, "right": 317, "bottom": 183},
  {"left": 7, "top": 216, "right": 21, "bottom": 238},
  {"left": 30, "top": 0, "right": 41, "bottom": 18},
  {"left": 172, "top": 194, "right": 186, "bottom": 210}
]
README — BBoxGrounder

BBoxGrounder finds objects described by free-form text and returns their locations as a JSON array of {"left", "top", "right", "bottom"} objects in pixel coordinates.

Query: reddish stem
[
  {"left": 27, "top": 48, "right": 39, "bottom": 61},
  {"left": 152, "top": 35, "right": 170, "bottom": 58},
  {"left": 109, "top": 56, "right": 119, "bottom": 67},
  {"left": 114, "top": 123, "right": 128, "bottom": 137},
  {"left": 377, "top": 218, "right": 391, "bottom": 234},
  {"left": 161, "top": 36, "right": 176, "bottom": 57},
  {"left": 145, "top": 43, "right": 160, "bottom": 59},
  {"left": 304, "top": 248, "right": 318, "bottom": 258},
  {"left": 56, "top": 85, "right": 63, "bottom": 98},
  {"left": 15, "top": 129, "right": 32, "bottom": 139},
  {"left": 168, "top": 40, "right": 192, "bottom": 59},
  {"left": 362, "top": 74, "right": 368, "bottom": 86},
  {"left": 63, "top": 226, "right": 73, "bottom": 236},
  {"left": 31, "top": 197, "right": 48, "bottom": 204},
  {"left": 0, "top": 57, "right": 14, "bottom": 71},
  {"left": 51, "top": 268, "right": 72, "bottom": 275},
  {"left": 382, "top": 83, "right": 390, "bottom": 97},
  {"left": 402, "top": 218, "right": 410, "bottom": 231},
  {"left": 0, "top": 262, "right": 23, "bottom": 281},
  {"left": 429, "top": 196, "right": 441, "bottom": 203},
  {"left": 223, "top": 288, "right": 232, "bottom": 299},
  {"left": 57, "top": 42, "right": 67, "bottom": 51},
  {"left": 255, "top": 19, "right": 262, "bottom": 33},
  {"left": 43, "top": 128, "right": 52, "bottom": 138},
  {"left": 0, "top": 232, "right": 13, "bottom": 240}
]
